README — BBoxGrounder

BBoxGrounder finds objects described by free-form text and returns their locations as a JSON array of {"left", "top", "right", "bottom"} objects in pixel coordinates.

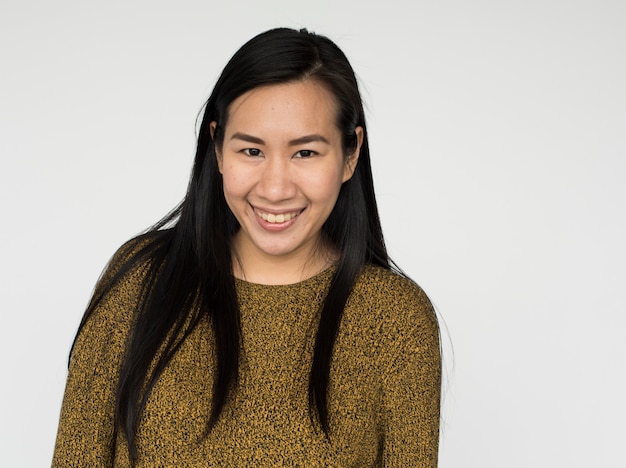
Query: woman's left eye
[{"left": 295, "top": 150, "right": 315, "bottom": 158}]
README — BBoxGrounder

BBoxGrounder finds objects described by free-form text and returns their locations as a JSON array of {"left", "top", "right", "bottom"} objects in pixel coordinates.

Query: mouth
[{"left": 254, "top": 207, "right": 303, "bottom": 224}]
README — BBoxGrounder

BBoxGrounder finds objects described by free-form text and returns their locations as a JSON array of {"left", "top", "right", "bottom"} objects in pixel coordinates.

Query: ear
[
  {"left": 210, "top": 121, "right": 223, "bottom": 173},
  {"left": 342, "top": 126, "right": 364, "bottom": 182}
]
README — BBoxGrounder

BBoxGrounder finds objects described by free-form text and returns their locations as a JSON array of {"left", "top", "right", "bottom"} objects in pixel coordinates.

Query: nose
[{"left": 256, "top": 156, "right": 297, "bottom": 202}]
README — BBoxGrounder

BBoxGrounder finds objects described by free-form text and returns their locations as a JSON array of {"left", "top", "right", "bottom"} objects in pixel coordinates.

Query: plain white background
[{"left": 1, "top": 0, "right": 625, "bottom": 466}]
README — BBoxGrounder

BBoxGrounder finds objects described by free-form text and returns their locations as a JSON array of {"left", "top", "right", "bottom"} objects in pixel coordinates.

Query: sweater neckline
[{"left": 234, "top": 265, "right": 336, "bottom": 290}]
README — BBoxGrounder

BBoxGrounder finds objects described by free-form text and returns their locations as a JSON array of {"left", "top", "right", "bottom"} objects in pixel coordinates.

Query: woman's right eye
[{"left": 243, "top": 148, "right": 263, "bottom": 157}]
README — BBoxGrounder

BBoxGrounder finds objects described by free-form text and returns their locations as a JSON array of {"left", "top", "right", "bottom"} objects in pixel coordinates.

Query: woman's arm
[
  {"left": 380, "top": 288, "right": 441, "bottom": 467},
  {"left": 52, "top": 247, "right": 141, "bottom": 467},
  {"left": 52, "top": 305, "right": 121, "bottom": 466}
]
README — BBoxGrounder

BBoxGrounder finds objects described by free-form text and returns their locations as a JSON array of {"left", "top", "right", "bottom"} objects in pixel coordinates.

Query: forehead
[{"left": 225, "top": 80, "right": 339, "bottom": 135}]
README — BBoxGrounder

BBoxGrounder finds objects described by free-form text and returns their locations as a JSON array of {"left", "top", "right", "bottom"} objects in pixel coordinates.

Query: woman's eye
[
  {"left": 243, "top": 148, "right": 263, "bottom": 157},
  {"left": 295, "top": 150, "right": 315, "bottom": 158}
]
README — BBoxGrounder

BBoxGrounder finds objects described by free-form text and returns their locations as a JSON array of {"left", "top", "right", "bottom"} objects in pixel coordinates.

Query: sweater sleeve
[
  {"left": 380, "top": 287, "right": 441, "bottom": 467},
  {"left": 52, "top": 256, "right": 140, "bottom": 467}
]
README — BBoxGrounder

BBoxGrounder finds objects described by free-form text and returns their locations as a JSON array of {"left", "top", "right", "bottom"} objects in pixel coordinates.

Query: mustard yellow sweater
[{"left": 53, "top": 261, "right": 440, "bottom": 467}]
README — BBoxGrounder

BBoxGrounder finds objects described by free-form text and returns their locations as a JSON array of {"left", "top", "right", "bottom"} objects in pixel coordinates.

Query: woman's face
[{"left": 213, "top": 80, "right": 362, "bottom": 275}]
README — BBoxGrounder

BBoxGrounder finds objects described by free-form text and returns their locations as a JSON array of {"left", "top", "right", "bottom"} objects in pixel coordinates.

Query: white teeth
[{"left": 257, "top": 210, "right": 299, "bottom": 223}]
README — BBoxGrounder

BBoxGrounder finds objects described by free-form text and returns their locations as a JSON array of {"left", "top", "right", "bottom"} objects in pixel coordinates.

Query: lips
[{"left": 254, "top": 208, "right": 303, "bottom": 224}]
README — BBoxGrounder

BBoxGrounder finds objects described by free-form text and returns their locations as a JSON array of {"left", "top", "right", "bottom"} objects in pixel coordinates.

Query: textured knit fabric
[{"left": 52, "top": 256, "right": 441, "bottom": 467}]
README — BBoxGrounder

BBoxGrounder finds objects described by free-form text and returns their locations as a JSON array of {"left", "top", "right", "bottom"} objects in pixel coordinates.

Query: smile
[{"left": 254, "top": 208, "right": 303, "bottom": 224}]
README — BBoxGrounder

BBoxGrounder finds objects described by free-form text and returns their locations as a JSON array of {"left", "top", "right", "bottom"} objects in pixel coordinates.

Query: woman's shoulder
[
  {"left": 347, "top": 264, "right": 438, "bottom": 339},
  {"left": 101, "top": 232, "right": 163, "bottom": 279},
  {"left": 91, "top": 231, "right": 170, "bottom": 297},
  {"left": 80, "top": 232, "right": 166, "bottom": 333},
  {"left": 353, "top": 264, "right": 432, "bottom": 310}
]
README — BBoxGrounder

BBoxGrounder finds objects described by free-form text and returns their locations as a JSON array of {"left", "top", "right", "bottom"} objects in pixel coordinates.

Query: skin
[{"left": 211, "top": 80, "right": 363, "bottom": 285}]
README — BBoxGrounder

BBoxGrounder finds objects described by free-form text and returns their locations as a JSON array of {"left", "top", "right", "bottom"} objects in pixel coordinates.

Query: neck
[{"left": 231, "top": 234, "right": 336, "bottom": 285}]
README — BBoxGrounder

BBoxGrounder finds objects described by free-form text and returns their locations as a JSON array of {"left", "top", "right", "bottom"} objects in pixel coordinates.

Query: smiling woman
[{"left": 52, "top": 28, "right": 441, "bottom": 467}]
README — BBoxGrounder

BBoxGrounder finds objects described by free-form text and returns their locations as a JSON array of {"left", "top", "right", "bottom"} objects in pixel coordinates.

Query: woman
[{"left": 53, "top": 28, "right": 441, "bottom": 467}]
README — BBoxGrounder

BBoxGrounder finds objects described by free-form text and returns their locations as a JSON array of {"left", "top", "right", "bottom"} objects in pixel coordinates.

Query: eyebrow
[{"left": 230, "top": 132, "right": 330, "bottom": 146}]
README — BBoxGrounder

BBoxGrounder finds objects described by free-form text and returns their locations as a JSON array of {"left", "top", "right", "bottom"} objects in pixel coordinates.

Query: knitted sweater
[{"left": 52, "top": 258, "right": 440, "bottom": 467}]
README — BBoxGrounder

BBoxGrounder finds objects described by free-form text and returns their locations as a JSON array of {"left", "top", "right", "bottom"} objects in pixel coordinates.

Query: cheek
[
  {"left": 305, "top": 168, "right": 345, "bottom": 206},
  {"left": 221, "top": 165, "right": 249, "bottom": 199}
]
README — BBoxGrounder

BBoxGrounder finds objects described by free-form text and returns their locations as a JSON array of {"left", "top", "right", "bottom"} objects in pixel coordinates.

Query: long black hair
[{"left": 73, "top": 27, "right": 391, "bottom": 461}]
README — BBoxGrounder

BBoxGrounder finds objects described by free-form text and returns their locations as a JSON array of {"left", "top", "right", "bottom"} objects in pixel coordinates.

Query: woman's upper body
[
  {"left": 52, "top": 27, "right": 442, "bottom": 466},
  {"left": 52, "top": 254, "right": 440, "bottom": 467}
]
